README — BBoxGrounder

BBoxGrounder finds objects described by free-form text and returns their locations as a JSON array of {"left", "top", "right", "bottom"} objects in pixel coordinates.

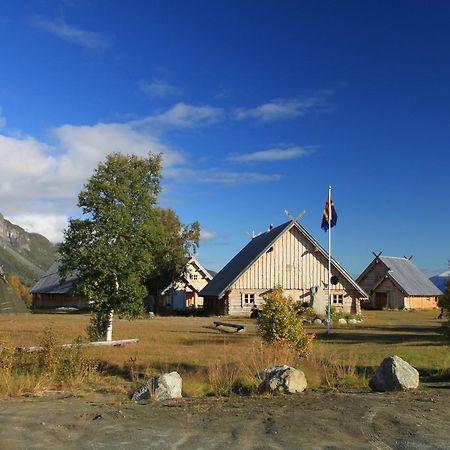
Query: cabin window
[
  {"left": 244, "top": 293, "right": 255, "bottom": 304},
  {"left": 332, "top": 294, "right": 344, "bottom": 305},
  {"left": 189, "top": 274, "right": 198, "bottom": 280}
]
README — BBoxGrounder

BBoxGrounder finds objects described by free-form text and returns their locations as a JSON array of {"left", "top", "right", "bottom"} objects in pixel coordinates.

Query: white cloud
[
  {"left": 235, "top": 93, "right": 332, "bottom": 122},
  {"left": 139, "top": 80, "right": 181, "bottom": 98},
  {"left": 135, "top": 103, "right": 224, "bottom": 129},
  {"left": 7, "top": 213, "right": 69, "bottom": 243},
  {"left": 200, "top": 229, "right": 219, "bottom": 241},
  {"left": 32, "top": 17, "right": 110, "bottom": 51},
  {"left": 167, "top": 168, "right": 282, "bottom": 185},
  {"left": 0, "top": 102, "right": 229, "bottom": 242},
  {"left": 228, "top": 146, "right": 310, "bottom": 163}
]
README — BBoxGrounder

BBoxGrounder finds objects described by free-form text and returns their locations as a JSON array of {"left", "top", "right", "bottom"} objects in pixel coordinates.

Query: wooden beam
[{"left": 16, "top": 338, "right": 139, "bottom": 353}]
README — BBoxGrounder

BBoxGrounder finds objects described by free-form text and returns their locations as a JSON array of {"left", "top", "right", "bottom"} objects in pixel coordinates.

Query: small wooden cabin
[
  {"left": 199, "top": 220, "right": 367, "bottom": 316},
  {"left": 157, "top": 257, "right": 215, "bottom": 311},
  {"left": 31, "top": 260, "right": 89, "bottom": 310},
  {"left": 357, "top": 255, "right": 442, "bottom": 310}
]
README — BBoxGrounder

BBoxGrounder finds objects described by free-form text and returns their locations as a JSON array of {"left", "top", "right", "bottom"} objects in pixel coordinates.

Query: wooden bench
[{"left": 213, "top": 321, "right": 245, "bottom": 332}]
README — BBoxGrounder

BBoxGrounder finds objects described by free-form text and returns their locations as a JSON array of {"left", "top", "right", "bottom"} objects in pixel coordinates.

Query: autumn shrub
[
  {"left": 0, "top": 340, "right": 15, "bottom": 374},
  {"left": 38, "top": 327, "right": 60, "bottom": 372},
  {"left": 8, "top": 274, "right": 32, "bottom": 308},
  {"left": 207, "top": 360, "right": 240, "bottom": 396},
  {"left": 257, "top": 287, "right": 314, "bottom": 357},
  {"left": 305, "top": 349, "right": 367, "bottom": 391}
]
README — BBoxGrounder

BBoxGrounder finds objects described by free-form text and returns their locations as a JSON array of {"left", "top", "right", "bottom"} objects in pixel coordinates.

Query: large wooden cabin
[{"left": 200, "top": 220, "right": 367, "bottom": 317}]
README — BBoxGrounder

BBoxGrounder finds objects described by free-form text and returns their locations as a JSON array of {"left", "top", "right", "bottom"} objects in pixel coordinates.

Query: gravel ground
[{"left": 0, "top": 388, "right": 449, "bottom": 449}]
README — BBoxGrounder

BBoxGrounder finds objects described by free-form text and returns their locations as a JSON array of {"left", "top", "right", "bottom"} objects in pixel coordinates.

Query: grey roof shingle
[
  {"left": 200, "top": 220, "right": 366, "bottom": 298},
  {"left": 379, "top": 256, "right": 443, "bottom": 296},
  {"left": 30, "top": 260, "right": 77, "bottom": 295},
  {"left": 200, "top": 222, "right": 291, "bottom": 298}
]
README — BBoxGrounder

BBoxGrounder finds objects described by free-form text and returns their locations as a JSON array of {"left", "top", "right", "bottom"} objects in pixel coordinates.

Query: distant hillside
[
  {"left": 430, "top": 271, "right": 450, "bottom": 292},
  {"left": 0, "top": 213, "right": 56, "bottom": 286},
  {"left": 0, "top": 278, "right": 29, "bottom": 313}
]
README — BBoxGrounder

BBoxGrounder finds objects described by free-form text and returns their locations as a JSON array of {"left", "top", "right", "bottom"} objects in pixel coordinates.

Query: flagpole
[{"left": 327, "top": 185, "right": 332, "bottom": 334}]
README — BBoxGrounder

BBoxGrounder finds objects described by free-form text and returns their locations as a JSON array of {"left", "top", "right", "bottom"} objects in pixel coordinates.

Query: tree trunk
[{"left": 106, "top": 310, "right": 113, "bottom": 341}]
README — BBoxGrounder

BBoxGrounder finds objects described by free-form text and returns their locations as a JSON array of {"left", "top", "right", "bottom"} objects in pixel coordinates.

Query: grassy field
[{"left": 0, "top": 309, "right": 449, "bottom": 396}]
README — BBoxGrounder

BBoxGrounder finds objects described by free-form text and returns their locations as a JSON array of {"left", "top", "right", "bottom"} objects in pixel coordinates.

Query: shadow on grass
[{"left": 315, "top": 327, "right": 448, "bottom": 345}]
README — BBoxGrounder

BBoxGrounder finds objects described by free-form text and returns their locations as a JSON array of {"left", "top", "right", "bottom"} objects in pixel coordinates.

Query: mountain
[
  {"left": 0, "top": 213, "right": 56, "bottom": 286},
  {"left": 430, "top": 271, "right": 450, "bottom": 293}
]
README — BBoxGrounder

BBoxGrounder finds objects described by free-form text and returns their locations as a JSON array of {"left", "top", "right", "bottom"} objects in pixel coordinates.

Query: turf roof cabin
[
  {"left": 357, "top": 255, "right": 442, "bottom": 310},
  {"left": 199, "top": 220, "right": 367, "bottom": 317}
]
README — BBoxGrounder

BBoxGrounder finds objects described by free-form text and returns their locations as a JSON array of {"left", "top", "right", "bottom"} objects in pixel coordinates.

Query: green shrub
[
  {"left": 232, "top": 374, "right": 260, "bottom": 395},
  {"left": 257, "top": 287, "right": 314, "bottom": 357},
  {"left": 293, "top": 303, "right": 316, "bottom": 319}
]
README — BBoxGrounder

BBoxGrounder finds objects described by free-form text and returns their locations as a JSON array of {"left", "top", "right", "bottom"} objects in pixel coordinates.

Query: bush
[
  {"left": 292, "top": 303, "right": 316, "bottom": 319},
  {"left": 0, "top": 340, "right": 15, "bottom": 374},
  {"left": 257, "top": 287, "right": 314, "bottom": 357},
  {"left": 232, "top": 374, "right": 260, "bottom": 395},
  {"left": 8, "top": 274, "right": 32, "bottom": 309}
]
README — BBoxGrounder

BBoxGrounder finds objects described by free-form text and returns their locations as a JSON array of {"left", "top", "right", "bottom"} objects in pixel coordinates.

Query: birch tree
[{"left": 59, "top": 153, "right": 199, "bottom": 340}]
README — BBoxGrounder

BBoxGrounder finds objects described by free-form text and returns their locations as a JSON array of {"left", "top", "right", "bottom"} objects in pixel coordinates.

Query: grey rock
[
  {"left": 369, "top": 355, "right": 419, "bottom": 392},
  {"left": 131, "top": 383, "right": 150, "bottom": 401},
  {"left": 313, "top": 318, "right": 322, "bottom": 325},
  {"left": 131, "top": 371, "right": 183, "bottom": 401},
  {"left": 260, "top": 365, "right": 307, "bottom": 394},
  {"left": 338, "top": 318, "right": 347, "bottom": 324},
  {"left": 348, "top": 318, "right": 357, "bottom": 324}
]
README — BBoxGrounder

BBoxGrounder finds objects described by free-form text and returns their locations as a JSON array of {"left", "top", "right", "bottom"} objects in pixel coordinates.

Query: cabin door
[
  {"left": 374, "top": 292, "right": 387, "bottom": 309},
  {"left": 172, "top": 290, "right": 186, "bottom": 310}
]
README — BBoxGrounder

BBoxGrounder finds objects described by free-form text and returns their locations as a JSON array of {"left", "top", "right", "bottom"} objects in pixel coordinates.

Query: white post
[{"left": 327, "top": 185, "right": 332, "bottom": 334}]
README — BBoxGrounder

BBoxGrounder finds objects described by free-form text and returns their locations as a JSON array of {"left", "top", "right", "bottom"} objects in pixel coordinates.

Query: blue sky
[{"left": 0, "top": 1, "right": 448, "bottom": 276}]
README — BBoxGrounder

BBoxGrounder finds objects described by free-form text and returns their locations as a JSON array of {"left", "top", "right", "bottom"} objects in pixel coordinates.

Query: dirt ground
[{"left": 1, "top": 387, "right": 449, "bottom": 450}]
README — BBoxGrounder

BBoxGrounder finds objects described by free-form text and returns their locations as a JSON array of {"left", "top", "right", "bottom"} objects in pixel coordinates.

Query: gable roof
[
  {"left": 30, "top": 260, "right": 77, "bottom": 295},
  {"left": 160, "top": 256, "right": 214, "bottom": 294},
  {"left": 200, "top": 220, "right": 367, "bottom": 298},
  {"left": 357, "top": 256, "right": 443, "bottom": 296},
  {"left": 378, "top": 256, "right": 443, "bottom": 296}
]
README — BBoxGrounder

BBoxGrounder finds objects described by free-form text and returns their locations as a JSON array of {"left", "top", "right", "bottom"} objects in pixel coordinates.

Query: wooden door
[{"left": 375, "top": 292, "right": 387, "bottom": 309}]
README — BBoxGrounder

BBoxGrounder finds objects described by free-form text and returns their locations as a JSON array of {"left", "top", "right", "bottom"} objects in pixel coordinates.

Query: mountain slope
[{"left": 0, "top": 213, "right": 56, "bottom": 286}]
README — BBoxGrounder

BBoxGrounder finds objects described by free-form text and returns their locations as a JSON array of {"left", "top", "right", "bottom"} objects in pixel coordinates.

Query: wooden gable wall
[
  {"left": 226, "top": 226, "right": 361, "bottom": 316},
  {"left": 232, "top": 226, "right": 348, "bottom": 292}
]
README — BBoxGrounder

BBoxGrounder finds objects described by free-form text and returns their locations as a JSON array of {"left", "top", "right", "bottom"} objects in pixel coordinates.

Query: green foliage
[
  {"left": 292, "top": 303, "right": 316, "bottom": 319},
  {"left": 257, "top": 287, "right": 314, "bottom": 357},
  {"left": 438, "top": 259, "right": 450, "bottom": 325},
  {"left": 59, "top": 153, "right": 200, "bottom": 339},
  {"left": 232, "top": 374, "right": 260, "bottom": 395}
]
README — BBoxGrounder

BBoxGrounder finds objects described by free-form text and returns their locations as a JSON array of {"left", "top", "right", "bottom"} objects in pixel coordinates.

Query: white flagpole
[{"left": 327, "top": 185, "right": 332, "bottom": 334}]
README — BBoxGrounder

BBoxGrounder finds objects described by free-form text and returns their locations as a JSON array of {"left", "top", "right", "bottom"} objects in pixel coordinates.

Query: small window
[
  {"left": 189, "top": 274, "right": 198, "bottom": 280},
  {"left": 332, "top": 294, "right": 344, "bottom": 305},
  {"left": 244, "top": 293, "right": 255, "bottom": 304}
]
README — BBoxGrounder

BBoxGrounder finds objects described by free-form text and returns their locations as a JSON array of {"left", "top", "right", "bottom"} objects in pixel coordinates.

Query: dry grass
[{"left": 0, "top": 309, "right": 448, "bottom": 397}]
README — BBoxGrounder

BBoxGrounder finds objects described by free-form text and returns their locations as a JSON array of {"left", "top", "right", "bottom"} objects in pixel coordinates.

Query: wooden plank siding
[{"left": 228, "top": 228, "right": 360, "bottom": 316}]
